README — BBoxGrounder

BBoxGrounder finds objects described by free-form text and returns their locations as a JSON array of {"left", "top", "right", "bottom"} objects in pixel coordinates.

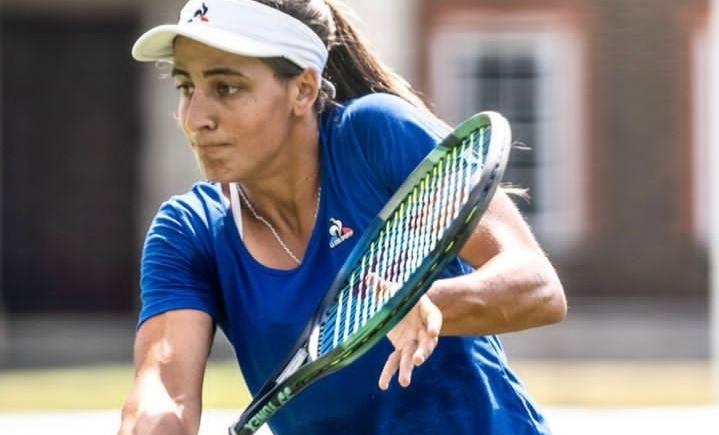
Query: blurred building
[{"left": 0, "top": 0, "right": 711, "bottom": 362}]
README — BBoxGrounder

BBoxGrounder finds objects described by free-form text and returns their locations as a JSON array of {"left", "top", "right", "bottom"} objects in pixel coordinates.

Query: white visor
[{"left": 131, "top": 0, "right": 328, "bottom": 72}]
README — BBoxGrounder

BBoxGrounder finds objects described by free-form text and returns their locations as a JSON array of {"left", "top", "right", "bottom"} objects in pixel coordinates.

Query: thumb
[{"left": 419, "top": 296, "right": 442, "bottom": 338}]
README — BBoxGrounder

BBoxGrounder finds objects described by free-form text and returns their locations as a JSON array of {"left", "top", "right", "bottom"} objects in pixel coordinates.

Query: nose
[{"left": 181, "top": 90, "right": 217, "bottom": 139}]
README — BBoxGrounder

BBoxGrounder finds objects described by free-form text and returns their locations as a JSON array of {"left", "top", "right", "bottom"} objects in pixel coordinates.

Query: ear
[{"left": 290, "top": 69, "right": 320, "bottom": 116}]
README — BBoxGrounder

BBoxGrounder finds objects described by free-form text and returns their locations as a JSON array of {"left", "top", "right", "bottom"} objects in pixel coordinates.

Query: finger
[
  {"left": 421, "top": 297, "right": 443, "bottom": 338},
  {"left": 413, "top": 328, "right": 439, "bottom": 366},
  {"left": 398, "top": 340, "right": 418, "bottom": 387},
  {"left": 363, "top": 273, "right": 380, "bottom": 300},
  {"left": 364, "top": 272, "right": 379, "bottom": 287},
  {"left": 364, "top": 273, "right": 394, "bottom": 299},
  {"left": 379, "top": 350, "right": 401, "bottom": 391}
]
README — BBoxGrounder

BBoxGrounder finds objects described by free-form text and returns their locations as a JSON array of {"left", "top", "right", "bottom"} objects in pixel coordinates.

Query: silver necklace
[{"left": 237, "top": 183, "right": 321, "bottom": 265}]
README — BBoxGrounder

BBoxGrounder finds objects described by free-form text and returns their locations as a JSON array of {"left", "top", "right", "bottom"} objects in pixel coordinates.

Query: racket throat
[{"left": 276, "top": 348, "right": 308, "bottom": 383}]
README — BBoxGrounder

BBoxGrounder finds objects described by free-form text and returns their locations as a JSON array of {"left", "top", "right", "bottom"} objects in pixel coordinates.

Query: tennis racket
[{"left": 229, "top": 110, "right": 512, "bottom": 435}]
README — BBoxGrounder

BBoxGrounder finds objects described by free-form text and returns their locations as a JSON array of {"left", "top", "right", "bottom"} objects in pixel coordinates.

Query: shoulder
[
  {"left": 344, "top": 92, "right": 419, "bottom": 117},
  {"left": 156, "top": 182, "right": 226, "bottom": 225},
  {"left": 321, "top": 94, "right": 451, "bottom": 192},
  {"left": 146, "top": 182, "right": 226, "bottom": 255},
  {"left": 332, "top": 93, "right": 448, "bottom": 139},
  {"left": 320, "top": 93, "right": 450, "bottom": 164}
]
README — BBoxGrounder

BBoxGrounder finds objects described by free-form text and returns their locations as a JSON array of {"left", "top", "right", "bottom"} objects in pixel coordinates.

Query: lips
[{"left": 196, "top": 142, "right": 231, "bottom": 148}]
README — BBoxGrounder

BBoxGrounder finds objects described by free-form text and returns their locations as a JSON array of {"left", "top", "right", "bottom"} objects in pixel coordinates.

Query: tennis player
[{"left": 118, "top": 1, "right": 567, "bottom": 434}]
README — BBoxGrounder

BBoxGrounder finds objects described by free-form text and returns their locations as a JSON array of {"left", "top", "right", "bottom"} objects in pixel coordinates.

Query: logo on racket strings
[{"left": 329, "top": 218, "right": 354, "bottom": 248}]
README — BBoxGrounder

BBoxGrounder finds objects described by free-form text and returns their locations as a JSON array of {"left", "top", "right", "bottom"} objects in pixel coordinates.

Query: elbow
[
  {"left": 539, "top": 269, "right": 567, "bottom": 326},
  {"left": 524, "top": 252, "right": 566, "bottom": 327}
]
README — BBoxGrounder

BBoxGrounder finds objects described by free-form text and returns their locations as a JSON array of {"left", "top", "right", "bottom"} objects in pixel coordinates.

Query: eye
[
  {"left": 175, "top": 82, "right": 194, "bottom": 97},
  {"left": 217, "top": 83, "right": 240, "bottom": 96}
]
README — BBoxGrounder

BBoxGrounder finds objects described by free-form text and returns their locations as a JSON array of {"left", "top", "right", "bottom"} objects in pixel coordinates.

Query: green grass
[
  {"left": 512, "top": 360, "right": 716, "bottom": 407},
  {"left": 0, "top": 360, "right": 250, "bottom": 411},
  {"left": 0, "top": 359, "right": 714, "bottom": 411}
]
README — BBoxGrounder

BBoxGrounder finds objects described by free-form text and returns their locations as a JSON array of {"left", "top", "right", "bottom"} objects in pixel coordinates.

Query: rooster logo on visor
[{"left": 188, "top": 2, "right": 209, "bottom": 23}]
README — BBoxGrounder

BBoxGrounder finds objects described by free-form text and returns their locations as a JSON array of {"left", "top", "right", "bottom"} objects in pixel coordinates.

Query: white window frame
[{"left": 427, "top": 12, "right": 588, "bottom": 252}]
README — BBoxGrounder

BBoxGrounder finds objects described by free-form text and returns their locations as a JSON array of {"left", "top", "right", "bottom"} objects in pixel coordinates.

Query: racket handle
[
  {"left": 229, "top": 385, "right": 294, "bottom": 435},
  {"left": 228, "top": 424, "right": 254, "bottom": 435},
  {"left": 229, "top": 417, "right": 261, "bottom": 435}
]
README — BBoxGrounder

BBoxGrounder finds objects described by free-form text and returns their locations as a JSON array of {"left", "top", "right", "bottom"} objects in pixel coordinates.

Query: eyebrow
[{"left": 171, "top": 67, "right": 249, "bottom": 78}]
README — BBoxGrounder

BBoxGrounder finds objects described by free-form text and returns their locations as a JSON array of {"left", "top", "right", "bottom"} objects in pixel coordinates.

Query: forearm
[
  {"left": 119, "top": 368, "right": 202, "bottom": 435},
  {"left": 429, "top": 250, "right": 566, "bottom": 336},
  {"left": 118, "top": 311, "right": 212, "bottom": 435}
]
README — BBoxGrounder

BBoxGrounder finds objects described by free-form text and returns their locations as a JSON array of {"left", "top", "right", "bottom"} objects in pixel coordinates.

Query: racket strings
[
  {"left": 320, "top": 158, "right": 465, "bottom": 354},
  {"left": 317, "top": 126, "right": 490, "bottom": 356}
]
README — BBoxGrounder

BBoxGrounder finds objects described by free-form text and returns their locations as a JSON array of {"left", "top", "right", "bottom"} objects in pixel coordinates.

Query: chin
[
  {"left": 202, "top": 170, "right": 238, "bottom": 184},
  {"left": 196, "top": 158, "right": 240, "bottom": 184}
]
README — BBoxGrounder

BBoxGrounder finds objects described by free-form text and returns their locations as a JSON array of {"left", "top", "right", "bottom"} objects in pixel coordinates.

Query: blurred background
[{"left": 0, "top": 0, "right": 717, "bottom": 433}]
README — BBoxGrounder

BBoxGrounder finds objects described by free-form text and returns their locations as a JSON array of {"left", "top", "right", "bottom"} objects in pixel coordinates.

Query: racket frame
[{"left": 229, "top": 111, "right": 511, "bottom": 435}]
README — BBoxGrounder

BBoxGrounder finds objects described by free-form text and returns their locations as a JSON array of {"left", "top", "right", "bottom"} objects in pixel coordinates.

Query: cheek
[
  {"left": 263, "top": 93, "right": 293, "bottom": 128},
  {"left": 176, "top": 101, "right": 190, "bottom": 134},
  {"left": 236, "top": 96, "right": 289, "bottom": 137}
]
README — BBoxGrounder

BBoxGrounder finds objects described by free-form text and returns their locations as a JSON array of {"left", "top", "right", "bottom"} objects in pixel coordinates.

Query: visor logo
[{"left": 188, "top": 2, "right": 209, "bottom": 23}]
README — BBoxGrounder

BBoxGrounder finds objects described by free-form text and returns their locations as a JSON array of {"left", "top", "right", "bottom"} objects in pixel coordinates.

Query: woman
[{"left": 119, "top": 0, "right": 567, "bottom": 434}]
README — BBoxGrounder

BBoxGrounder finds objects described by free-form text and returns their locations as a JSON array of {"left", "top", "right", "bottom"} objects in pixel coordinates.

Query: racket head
[
  {"left": 229, "top": 111, "right": 511, "bottom": 435},
  {"left": 306, "top": 110, "right": 511, "bottom": 366}
]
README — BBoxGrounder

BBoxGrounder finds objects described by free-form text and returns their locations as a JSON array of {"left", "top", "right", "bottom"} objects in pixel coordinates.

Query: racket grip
[
  {"left": 229, "top": 424, "right": 255, "bottom": 435},
  {"left": 228, "top": 385, "right": 294, "bottom": 435}
]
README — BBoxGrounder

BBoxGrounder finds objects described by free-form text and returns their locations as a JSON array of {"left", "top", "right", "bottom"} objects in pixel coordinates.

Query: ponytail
[
  {"left": 253, "top": 0, "right": 430, "bottom": 112},
  {"left": 322, "top": 0, "right": 429, "bottom": 110}
]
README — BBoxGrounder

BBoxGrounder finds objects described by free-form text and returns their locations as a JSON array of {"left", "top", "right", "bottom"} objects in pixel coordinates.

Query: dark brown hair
[{"left": 254, "top": 0, "right": 429, "bottom": 113}]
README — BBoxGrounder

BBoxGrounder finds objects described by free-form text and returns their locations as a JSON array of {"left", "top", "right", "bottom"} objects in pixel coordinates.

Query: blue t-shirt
[{"left": 140, "top": 93, "right": 550, "bottom": 435}]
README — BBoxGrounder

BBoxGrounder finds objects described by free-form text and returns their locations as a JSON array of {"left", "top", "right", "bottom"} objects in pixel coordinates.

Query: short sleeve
[
  {"left": 138, "top": 192, "right": 220, "bottom": 327},
  {"left": 343, "top": 94, "right": 451, "bottom": 193}
]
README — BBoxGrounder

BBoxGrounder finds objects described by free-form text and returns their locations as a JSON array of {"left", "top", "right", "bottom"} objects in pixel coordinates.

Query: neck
[{"left": 237, "top": 115, "right": 321, "bottom": 234}]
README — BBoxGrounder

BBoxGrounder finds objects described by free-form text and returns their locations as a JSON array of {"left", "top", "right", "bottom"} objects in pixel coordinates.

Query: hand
[
  {"left": 378, "top": 293, "right": 442, "bottom": 390},
  {"left": 119, "top": 409, "right": 191, "bottom": 435}
]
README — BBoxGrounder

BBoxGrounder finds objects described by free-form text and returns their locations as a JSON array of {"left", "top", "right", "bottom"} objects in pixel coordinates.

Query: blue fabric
[{"left": 139, "top": 93, "right": 551, "bottom": 435}]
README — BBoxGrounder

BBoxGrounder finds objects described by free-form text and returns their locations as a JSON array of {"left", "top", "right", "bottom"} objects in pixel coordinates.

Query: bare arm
[
  {"left": 429, "top": 189, "right": 567, "bottom": 335},
  {"left": 118, "top": 310, "right": 213, "bottom": 435}
]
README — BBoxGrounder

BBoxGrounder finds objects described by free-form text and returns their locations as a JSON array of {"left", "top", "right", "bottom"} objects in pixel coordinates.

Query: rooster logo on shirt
[{"left": 329, "top": 218, "right": 354, "bottom": 248}]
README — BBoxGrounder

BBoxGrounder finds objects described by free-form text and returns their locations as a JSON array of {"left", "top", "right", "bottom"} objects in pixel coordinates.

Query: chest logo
[{"left": 329, "top": 218, "right": 354, "bottom": 248}]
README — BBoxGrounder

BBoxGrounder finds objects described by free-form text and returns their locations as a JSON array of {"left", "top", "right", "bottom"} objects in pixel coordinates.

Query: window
[
  {"left": 466, "top": 48, "right": 541, "bottom": 215},
  {"left": 427, "top": 13, "right": 588, "bottom": 251}
]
